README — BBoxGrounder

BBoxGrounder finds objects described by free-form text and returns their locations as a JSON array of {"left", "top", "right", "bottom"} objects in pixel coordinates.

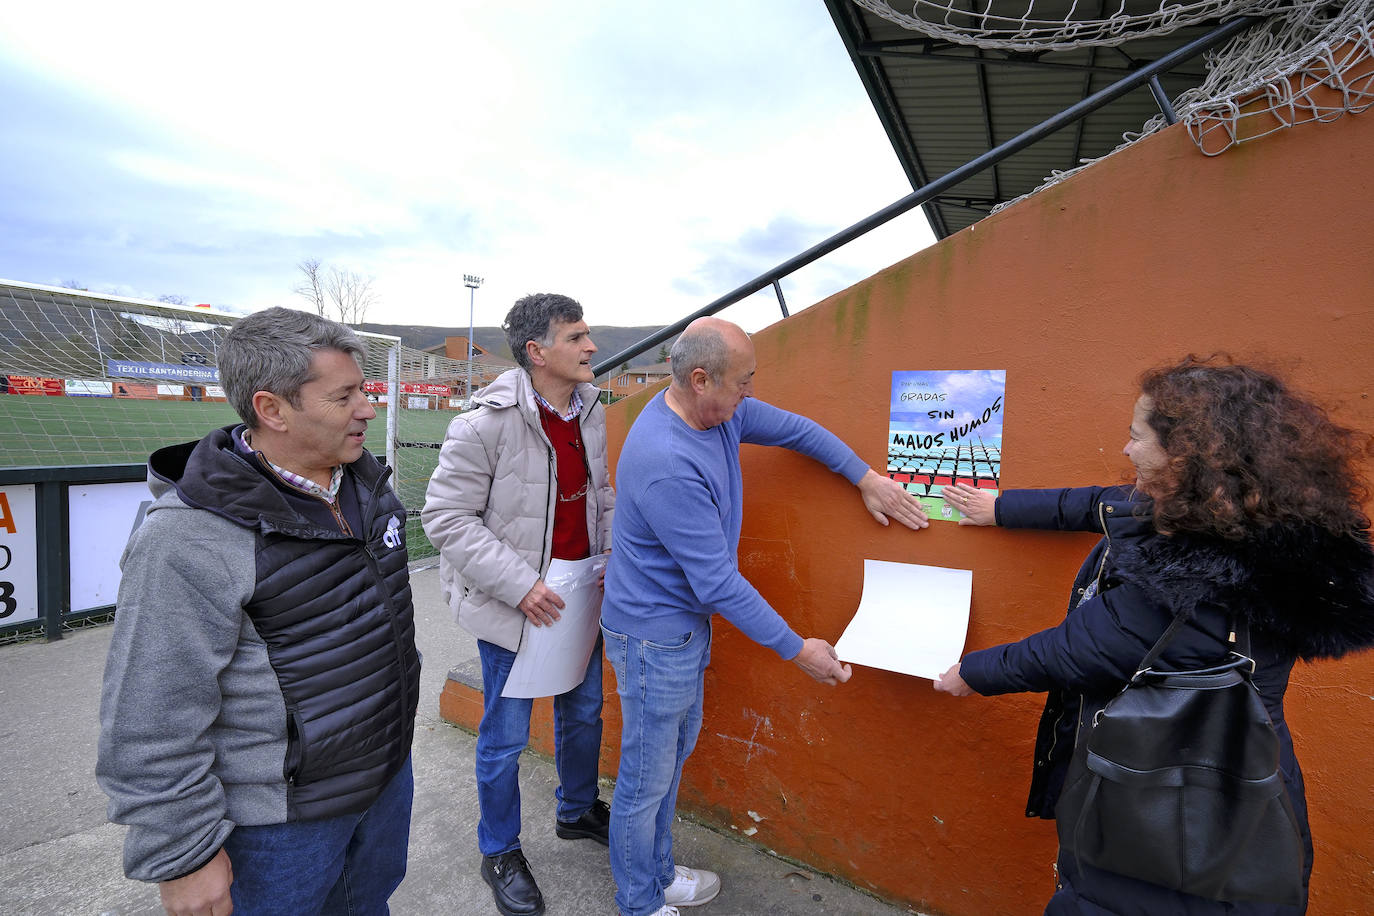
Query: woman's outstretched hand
[
  {"left": 933, "top": 662, "right": 975, "bottom": 696},
  {"left": 942, "top": 483, "right": 997, "bottom": 526}
]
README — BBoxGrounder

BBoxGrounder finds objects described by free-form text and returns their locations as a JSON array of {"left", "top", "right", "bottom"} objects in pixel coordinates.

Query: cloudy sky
[{"left": 0, "top": 1, "right": 935, "bottom": 334}]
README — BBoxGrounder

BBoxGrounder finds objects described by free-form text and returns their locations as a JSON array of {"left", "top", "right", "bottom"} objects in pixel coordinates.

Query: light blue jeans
[
  {"left": 222, "top": 756, "right": 412, "bottom": 915},
  {"left": 602, "top": 617, "right": 712, "bottom": 916},
  {"left": 475, "top": 635, "right": 605, "bottom": 856}
]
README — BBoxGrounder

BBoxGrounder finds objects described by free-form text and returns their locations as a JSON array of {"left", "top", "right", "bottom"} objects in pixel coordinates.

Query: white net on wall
[
  {"left": 852, "top": 0, "right": 1373, "bottom": 202},
  {"left": 1179, "top": 2, "right": 1374, "bottom": 154},
  {"left": 993, "top": 2, "right": 1374, "bottom": 206},
  {"left": 853, "top": 0, "right": 1298, "bottom": 52}
]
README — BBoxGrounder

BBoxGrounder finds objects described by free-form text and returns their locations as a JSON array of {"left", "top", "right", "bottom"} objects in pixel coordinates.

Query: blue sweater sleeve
[
  {"left": 638, "top": 474, "right": 805, "bottom": 659},
  {"left": 735, "top": 398, "right": 869, "bottom": 484}
]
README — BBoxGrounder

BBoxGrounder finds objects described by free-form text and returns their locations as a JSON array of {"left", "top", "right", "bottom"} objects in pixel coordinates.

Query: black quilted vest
[{"left": 159, "top": 426, "right": 421, "bottom": 820}]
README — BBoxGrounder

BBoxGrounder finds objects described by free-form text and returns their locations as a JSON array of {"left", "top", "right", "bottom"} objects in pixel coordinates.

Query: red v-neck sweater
[{"left": 537, "top": 406, "right": 591, "bottom": 561}]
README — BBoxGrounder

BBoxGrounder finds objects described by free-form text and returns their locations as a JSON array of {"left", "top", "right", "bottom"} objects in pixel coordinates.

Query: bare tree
[
  {"left": 293, "top": 259, "right": 376, "bottom": 325},
  {"left": 293, "top": 258, "right": 326, "bottom": 316},
  {"left": 324, "top": 267, "right": 376, "bottom": 325}
]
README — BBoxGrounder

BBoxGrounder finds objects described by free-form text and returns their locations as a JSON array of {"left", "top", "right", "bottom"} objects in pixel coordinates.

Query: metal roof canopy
[{"left": 822, "top": 0, "right": 1229, "bottom": 238}]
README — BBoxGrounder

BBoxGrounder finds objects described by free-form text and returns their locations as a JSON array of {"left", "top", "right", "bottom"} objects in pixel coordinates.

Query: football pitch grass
[{"left": 0, "top": 394, "right": 455, "bottom": 555}]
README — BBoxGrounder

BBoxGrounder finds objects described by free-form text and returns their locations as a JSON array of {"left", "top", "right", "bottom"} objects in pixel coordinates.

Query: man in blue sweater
[{"left": 601, "top": 317, "right": 928, "bottom": 916}]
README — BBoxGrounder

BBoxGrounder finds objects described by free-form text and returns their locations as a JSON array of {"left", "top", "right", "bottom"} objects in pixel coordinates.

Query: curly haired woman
[{"left": 934, "top": 357, "right": 1374, "bottom": 915}]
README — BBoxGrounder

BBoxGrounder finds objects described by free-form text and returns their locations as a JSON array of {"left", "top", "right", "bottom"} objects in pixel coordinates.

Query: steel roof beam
[
  {"left": 974, "top": 47, "right": 1002, "bottom": 202},
  {"left": 857, "top": 41, "right": 1204, "bottom": 80}
]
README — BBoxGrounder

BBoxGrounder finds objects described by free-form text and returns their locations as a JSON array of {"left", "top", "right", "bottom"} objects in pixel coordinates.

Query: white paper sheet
[
  {"left": 834, "top": 559, "right": 972, "bottom": 680},
  {"left": 501, "top": 555, "right": 608, "bottom": 699}
]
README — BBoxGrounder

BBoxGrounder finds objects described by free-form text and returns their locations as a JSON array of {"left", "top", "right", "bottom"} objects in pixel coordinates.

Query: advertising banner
[
  {"left": 69, "top": 481, "right": 152, "bottom": 612},
  {"left": 106, "top": 360, "right": 220, "bottom": 384},
  {"left": 365, "top": 380, "right": 449, "bottom": 396},
  {"left": 66, "top": 379, "right": 114, "bottom": 397},
  {"left": 403, "top": 383, "right": 450, "bottom": 396},
  {"left": 7, "top": 376, "right": 63, "bottom": 396},
  {"left": 113, "top": 381, "right": 158, "bottom": 399},
  {"left": 0, "top": 485, "right": 39, "bottom": 625}
]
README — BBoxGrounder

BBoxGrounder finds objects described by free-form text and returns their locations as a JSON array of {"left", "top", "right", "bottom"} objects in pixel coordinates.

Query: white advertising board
[
  {"left": 68, "top": 481, "right": 152, "bottom": 612},
  {"left": 156, "top": 384, "right": 185, "bottom": 396},
  {"left": 65, "top": 379, "right": 113, "bottom": 397},
  {"left": 0, "top": 485, "right": 39, "bottom": 625}
]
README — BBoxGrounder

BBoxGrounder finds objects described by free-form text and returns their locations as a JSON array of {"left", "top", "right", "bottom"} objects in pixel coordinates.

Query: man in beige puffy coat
[{"left": 422, "top": 293, "right": 614, "bottom": 916}]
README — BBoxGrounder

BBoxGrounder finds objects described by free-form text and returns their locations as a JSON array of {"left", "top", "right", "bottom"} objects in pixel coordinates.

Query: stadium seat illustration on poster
[{"left": 887, "top": 369, "right": 1005, "bottom": 522}]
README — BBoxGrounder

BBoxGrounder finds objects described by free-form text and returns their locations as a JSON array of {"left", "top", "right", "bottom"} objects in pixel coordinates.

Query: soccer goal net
[{"left": 0, "top": 279, "right": 496, "bottom": 557}]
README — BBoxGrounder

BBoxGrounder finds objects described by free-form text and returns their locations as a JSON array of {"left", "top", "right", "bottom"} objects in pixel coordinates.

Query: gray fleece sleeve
[{"left": 96, "top": 502, "right": 257, "bottom": 883}]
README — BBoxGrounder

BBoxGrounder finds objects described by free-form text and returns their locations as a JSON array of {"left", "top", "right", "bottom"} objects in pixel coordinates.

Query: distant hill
[{"left": 355, "top": 323, "right": 678, "bottom": 369}]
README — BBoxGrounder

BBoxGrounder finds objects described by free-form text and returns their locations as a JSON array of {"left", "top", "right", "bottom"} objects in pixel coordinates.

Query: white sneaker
[
  {"left": 646, "top": 908, "right": 681, "bottom": 916},
  {"left": 662, "top": 864, "right": 721, "bottom": 907}
]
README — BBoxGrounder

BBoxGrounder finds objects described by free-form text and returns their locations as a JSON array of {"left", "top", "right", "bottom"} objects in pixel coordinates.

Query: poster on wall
[
  {"left": 888, "top": 370, "right": 1006, "bottom": 522},
  {"left": 69, "top": 481, "right": 153, "bottom": 612},
  {"left": 0, "top": 485, "right": 39, "bottom": 625}
]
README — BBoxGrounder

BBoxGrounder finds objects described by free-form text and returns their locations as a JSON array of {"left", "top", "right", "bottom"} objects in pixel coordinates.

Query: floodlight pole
[{"left": 462, "top": 274, "right": 483, "bottom": 407}]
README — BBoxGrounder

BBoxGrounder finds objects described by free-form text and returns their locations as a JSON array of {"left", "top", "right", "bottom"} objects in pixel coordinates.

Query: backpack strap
[
  {"left": 1133, "top": 608, "right": 1252, "bottom": 680},
  {"left": 1132, "top": 607, "right": 1193, "bottom": 679}
]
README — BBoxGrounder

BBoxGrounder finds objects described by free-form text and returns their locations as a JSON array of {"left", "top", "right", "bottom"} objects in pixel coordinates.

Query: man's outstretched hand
[
  {"left": 857, "top": 469, "right": 929, "bottom": 530},
  {"left": 793, "top": 638, "right": 853, "bottom": 686}
]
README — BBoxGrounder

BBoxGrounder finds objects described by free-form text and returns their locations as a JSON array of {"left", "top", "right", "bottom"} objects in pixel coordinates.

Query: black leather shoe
[
  {"left": 481, "top": 849, "right": 544, "bottom": 916},
  {"left": 555, "top": 798, "right": 610, "bottom": 846}
]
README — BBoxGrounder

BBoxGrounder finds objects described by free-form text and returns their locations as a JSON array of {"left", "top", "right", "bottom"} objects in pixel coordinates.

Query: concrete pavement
[{"left": 0, "top": 563, "right": 922, "bottom": 915}]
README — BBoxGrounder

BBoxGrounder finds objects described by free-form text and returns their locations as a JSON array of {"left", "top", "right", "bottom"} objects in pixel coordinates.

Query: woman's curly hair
[{"left": 1138, "top": 356, "right": 1372, "bottom": 540}]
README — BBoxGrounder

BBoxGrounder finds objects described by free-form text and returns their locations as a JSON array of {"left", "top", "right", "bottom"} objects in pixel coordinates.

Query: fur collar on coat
[{"left": 1110, "top": 522, "right": 1374, "bottom": 661}]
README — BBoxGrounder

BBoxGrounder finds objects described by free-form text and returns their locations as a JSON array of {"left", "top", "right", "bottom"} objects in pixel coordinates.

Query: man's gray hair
[
  {"left": 669, "top": 326, "right": 730, "bottom": 386},
  {"left": 503, "top": 293, "right": 584, "bottom": 371},
  {"left": 220, "top": 307, "right": 367, "bottom": 429}
]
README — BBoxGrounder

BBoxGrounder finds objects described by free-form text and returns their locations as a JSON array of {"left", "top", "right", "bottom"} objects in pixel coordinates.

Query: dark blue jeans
[
  {"left": 222, "top": 756, "right": 413, "bottom": 915},
  {"left": 476, "top": 635, "right": 605, "bottom": 856},
  {"left": 602, "top": 618, "right": 711, "bottom": 916}
]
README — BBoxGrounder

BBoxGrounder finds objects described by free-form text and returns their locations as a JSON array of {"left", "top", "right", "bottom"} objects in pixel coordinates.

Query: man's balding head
[
  {"left": 669, "top": 317, "right": 749, "bottom": 387},
  {"left": 665, "top": 318, "right": 756, "bottom": 430}
]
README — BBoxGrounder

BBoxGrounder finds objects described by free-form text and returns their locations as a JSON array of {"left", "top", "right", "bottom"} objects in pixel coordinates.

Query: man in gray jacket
[
  {"left": 422, "top": 293, "right": 614, "bottom": 916},
  {"left": 97, "top": 308, "right": 420, "bottom": 916}
]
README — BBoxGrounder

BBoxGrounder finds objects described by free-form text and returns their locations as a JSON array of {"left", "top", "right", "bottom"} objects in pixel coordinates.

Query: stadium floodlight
[{"left": 462, "top": 274, "right": 483, "bottom": 408}]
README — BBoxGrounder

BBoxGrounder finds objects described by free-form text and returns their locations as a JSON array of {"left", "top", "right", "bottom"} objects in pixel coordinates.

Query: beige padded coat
[{"left": 421, "top": 368, "right": 615, "bottom": 652}]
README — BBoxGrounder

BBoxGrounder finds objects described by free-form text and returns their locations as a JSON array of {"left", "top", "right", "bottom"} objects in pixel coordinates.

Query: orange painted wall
[{"left": 602, "top": 111, "right": 1374, "bottom": 914}]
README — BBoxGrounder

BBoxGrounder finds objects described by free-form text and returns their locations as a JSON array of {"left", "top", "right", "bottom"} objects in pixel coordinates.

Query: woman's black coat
[{"left": 959, "top": 486, "right": 1374, "bottom": 916}]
